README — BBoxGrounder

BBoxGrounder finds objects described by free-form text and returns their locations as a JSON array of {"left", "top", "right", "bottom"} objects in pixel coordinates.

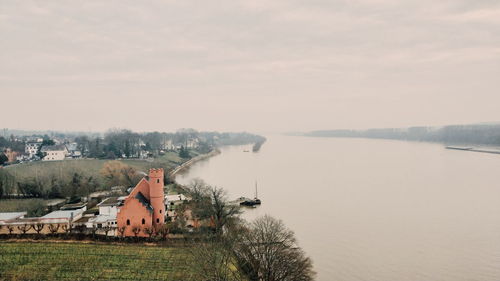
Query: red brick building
[{"left": 117, "top": 168, "right": 165, "bottom": 237}]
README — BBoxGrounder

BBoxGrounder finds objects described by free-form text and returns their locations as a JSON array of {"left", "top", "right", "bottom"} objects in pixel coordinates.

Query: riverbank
[{"left": 169, "top": 148, "right": 221, "bottom": 179}]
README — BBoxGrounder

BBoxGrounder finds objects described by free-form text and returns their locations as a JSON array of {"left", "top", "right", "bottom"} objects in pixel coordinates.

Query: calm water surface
[{"left": 176, "top": 135, "right": 500, "bottom": 281}]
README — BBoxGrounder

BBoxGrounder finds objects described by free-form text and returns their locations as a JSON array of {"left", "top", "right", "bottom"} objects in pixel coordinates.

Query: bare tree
[
  {"left": 102, "top": 226, "right": 112, "bottom": 237},
  {"left": 117, "top": 226, "right": 126, "bottom": 237},
  {"left": 72, "top": 224, "right": 86, "bottom": 234},
  {"left": 143, "top": 227, "right": 154, "bottom": 238},
  {"left": 7, "top": 225, "right": 15, "bottom": 234},
  {"left": 233, "top": 215, "right": 315, "bottom": 281},
  {"left": 48, "top": 224, "right": 60, "bottom": 234},
  {"left": 131, "top": 226, "right": 141, "bottom": 237},
  {"left": 209, "top": 186, "right": 241, "bottom": 235},
  {"left": 17, "top": 224, "right": 31, "bottom": 234},
  {"left": 33, "top": 223, "right": 45, "bottom": 234},
  {"left": 61, "top": 224, "right": 71, "bottom": 234},
  {"left": 90, "top": 225, "right": 98, "bottom": 237},
  {"left": 187, "top": 178, "right": 210, "bottom": 202},
  {"left": 189, "top": 182, "right": 241, "bottom": 235},
  {"left": 156, "top": 224, "right": 169, "bottom": 240}
]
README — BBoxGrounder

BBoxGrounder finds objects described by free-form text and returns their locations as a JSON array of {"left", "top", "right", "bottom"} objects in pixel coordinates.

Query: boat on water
[{"left": 239, "top": 182, "right": 261, "bottom": 206}]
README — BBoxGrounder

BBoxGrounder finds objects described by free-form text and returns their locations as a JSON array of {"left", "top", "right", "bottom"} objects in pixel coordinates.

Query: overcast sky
[{"left": 1, "top": 0, "right": 499, "bottom": 133}]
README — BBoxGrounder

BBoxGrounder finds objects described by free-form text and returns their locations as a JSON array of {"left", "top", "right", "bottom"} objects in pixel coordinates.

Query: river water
[{"left": 176, "top": 135, "right": 500, "bottom": 281}]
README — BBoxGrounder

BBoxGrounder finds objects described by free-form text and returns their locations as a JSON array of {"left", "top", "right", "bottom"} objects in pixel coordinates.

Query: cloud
[{"left": 0, "top": 0, "right": 499, "bottom": 131}]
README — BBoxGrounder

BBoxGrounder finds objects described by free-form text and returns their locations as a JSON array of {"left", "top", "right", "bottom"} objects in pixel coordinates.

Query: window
[
  {"left": 157, "top": 218, "right": 160, "bottom": 223},
  {"left": 159, "top": 210, "right": 162, "bottom": 214},
  {"left": 126, "top": 219, "right": 130, "bottom": 225},
  {"left": 157, "top": 179, "right": 160, "bottom": 183},
  {"left": 142, "top": 218, "right": 145, "bottom": 225}
]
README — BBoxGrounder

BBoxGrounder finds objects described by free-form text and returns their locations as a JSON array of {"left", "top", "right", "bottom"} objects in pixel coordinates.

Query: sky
[{"left": 1, "top": 0, "right": 499, "bottom": 133}]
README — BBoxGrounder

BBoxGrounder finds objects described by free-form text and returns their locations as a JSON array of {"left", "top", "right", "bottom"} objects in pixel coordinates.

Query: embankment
[{"left": 169, "top": 149, "right": 221, "bottom": 179}]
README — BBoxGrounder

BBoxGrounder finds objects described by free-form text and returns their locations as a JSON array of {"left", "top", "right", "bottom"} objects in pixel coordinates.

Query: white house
[
  {"left": 98, "top": 197, "right": 124, "bottom": 217},
  {"left": 85, "top": 196, "right": 126, "bottom": 232},
  {"left": 25, "top": 142, "right": 41, "bottom": 158},
  {"left": 165, "top": 194, "right": 189, "bottom": 210},
  {"left": 186, "top": 138, "right": 199, "bottom": 149},
  {"left": 41, "top": 145, "right": 68, "bottom": 161}
]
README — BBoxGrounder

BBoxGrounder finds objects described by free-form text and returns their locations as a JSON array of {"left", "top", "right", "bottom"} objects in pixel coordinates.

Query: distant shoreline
[{"left": 445, "top": 146, "right": 500, "bottom": 155}]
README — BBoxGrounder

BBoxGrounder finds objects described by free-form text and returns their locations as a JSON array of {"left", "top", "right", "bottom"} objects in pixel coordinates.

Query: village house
[
  {"left": 41, "top": 144, "right": 68, "bottom": 161},
  {"left": 25, "top": 142, "right": 42, "bottom": 159},
  {"left": 93, "top": 196, "right": 125, "bottom": 229},
  {"left": 2, "top": 148, "right": 19, "bottom": 163},
  {"left": 117, "top": 168, "right": 166, "bottom": 237},
  {"left": 65, "top": 142, "right": 82, "bottom": 158}
]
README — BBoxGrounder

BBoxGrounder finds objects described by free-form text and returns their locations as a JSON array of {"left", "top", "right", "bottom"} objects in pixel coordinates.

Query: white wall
[
  {"left": 99, "top": 205, "right": 118, "bottom": 217},
  {"left": 43, "top": 151, "right": 66, "bottom": 161}
]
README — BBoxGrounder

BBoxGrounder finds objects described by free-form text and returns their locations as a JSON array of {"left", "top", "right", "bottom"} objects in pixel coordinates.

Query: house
[
  {"left": 25, "top": 142, "right": 41, "bottom": 158},
  {"left": 165, "top": 194, "right": 190, "bottom": 221},
  {"left": 60, "top": 202, "right": 88, "bottom": 211},
  {"left": 3, "top": 148, "right": 19, "bottom": 163},
  {"left": 161, "top": 139, "right": 175, "bottom": 151},
  {"left": 41, "top": 145, "right": 68, "bottom": 161},
  {"left": 117, "top": 168, "right": 165, "bottom": 237},
  {"left": 73, "top": 197, "right": 125, "bottom": 235},
  {"left": 95, "top": 196, "right": 124, "bottom": 229},
  {"left": 98, "top": 197, "right": 125, "bottom": 217},
  {"left": 65, "top": 143, "right": 82, "bottom": 158},
  {"left": 165, "top": 194, "right": 189, "bottom": 209},
  {"left": 186, "top": 138, "right": 199, "bottom": 149}
]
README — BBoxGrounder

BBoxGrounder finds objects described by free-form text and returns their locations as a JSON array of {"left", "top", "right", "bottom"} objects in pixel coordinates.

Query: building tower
[{"left": 148, "top": 168, "right": 165, "bottom": 227}]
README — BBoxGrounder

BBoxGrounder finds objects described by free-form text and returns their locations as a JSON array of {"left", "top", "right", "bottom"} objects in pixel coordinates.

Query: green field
[
  {"left": 5, "top": 151, "right": 195, "bottom": 181},
  {"left": 0, "top": 241, "right": 192, "bottom": 281},
  {"left": 0, "top": 199, "right": 46, "bottom": 212}
]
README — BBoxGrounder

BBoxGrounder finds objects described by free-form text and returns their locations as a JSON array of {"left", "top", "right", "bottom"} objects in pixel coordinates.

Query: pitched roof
[
  {"left": 0, "top": 212, "right": 26, "bottom": 222},
  {"left": 41, "top": 144, "right": 67, "bottom": 152},
  {"left": 98, "top": 197, "right": 123, "bottom": 207},
  {"left": 41, "top": 209, "right": 84, "bottom": 219},
  {"left": 165, "top": 194, "right": 188, "bottom": 202},
  {"left": 135, "top": 192, "right": 153, "bottom": 213}
]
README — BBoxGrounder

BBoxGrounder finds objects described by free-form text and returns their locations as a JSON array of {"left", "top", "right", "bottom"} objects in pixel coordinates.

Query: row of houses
[
  {"left": 0, "top": 168, "right": 191, "bottom": 237},
  {"left": 5, "top": 142, "right": 83, "bottom": 162},
  {"left": 1, "top": 133, "right": 206, "bottom": 165}
]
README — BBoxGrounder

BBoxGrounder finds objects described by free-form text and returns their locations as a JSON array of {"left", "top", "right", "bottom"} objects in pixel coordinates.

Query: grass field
[
  {"left": 0, "top": 199, "right": 54, "bottom": 213},
  {"left": 5, "top": 151, "right": 196, "bottom": 181},
  {"left": 2, "top": 149, "right": 201, "bottom": 192},
  {"left": 0, "top": 241, "right": 192, "bottom": 281}
]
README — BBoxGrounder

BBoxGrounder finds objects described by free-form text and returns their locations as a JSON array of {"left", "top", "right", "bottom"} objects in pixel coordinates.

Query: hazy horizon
[
  {"left": 1, "top": 1, "right": 499, "bottom": 132},
  {"left": 3, "top": 121, "right": 500, "bottom": 137}
]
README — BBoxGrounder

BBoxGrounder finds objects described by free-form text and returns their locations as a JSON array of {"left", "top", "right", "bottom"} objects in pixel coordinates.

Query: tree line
[
  {"left": 1, "top": 128, "right": 265, "bottom": 161},
  {"left": 305, "top": 123, "right": 500, "bottom": 145}
]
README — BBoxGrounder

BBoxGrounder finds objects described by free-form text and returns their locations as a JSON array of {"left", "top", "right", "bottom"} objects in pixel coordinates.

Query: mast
[{"left": 255, "top": 181, "right": 258, "bottom": 199}]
